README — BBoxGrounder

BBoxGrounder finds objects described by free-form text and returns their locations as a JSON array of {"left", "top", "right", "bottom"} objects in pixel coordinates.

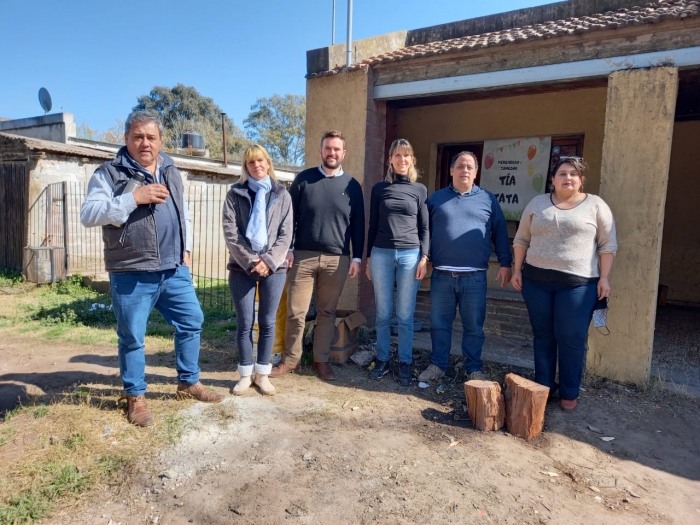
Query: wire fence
[{"left": 27, "top": 181, "right": 234, "bottom": 310}]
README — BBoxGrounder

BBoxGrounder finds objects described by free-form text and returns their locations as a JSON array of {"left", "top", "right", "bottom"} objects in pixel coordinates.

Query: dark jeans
[
  {"left": 521, "top": 278, "right": 598, "bottom": 400},
  {"left": 228, "top": 270, "right": 286, "bottom": 367},
  {"left": 110, "top": 266, "right": 203, "bottom": 396},
  {"left": 429, "top": 269, "right": 487, "bottom": 374}
]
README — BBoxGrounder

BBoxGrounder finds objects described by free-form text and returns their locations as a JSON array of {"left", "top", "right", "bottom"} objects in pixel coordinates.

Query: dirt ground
[{"left": 2, "top": 328, "right": 700, "bottom": 525}]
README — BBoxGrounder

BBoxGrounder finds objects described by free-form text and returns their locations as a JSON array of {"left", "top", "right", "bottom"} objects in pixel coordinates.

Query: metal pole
[
  {"left": 332, "top": 0, "right": 336, "bottom": 44},
  {"left": 346, "top": 0, "right": 353, "bottom": 67},
  {"left": 221, "top": 112, "right": 228, "bottom": 167}
]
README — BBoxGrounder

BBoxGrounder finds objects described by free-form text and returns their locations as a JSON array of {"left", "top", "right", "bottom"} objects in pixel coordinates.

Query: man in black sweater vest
[{"left": 271, "top": 130, "right": 365, "bottom": 380}]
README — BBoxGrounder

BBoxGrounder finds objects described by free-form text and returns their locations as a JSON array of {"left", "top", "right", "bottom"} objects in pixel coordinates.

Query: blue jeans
[
  {"left": 110, "top": 266, "right": 203, "bottom": 396},
  {"left": 429, "top": 269, "right": 487, "bottom": 373},
  {"left": 369, "top": 247, "right": 421, "bottom": 364},
  {"left": 228, "top": 270, "right": 286, "bottom": 368},
  {"left": 521, "top": 278, "right": 598, "bottom": 400}
]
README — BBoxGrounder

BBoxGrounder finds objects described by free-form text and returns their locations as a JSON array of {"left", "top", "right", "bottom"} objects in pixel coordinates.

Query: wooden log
[
  {"left": 504, "top": 373, "right": 550, "bottom": 441},
  {"left": 464, "top": 380, "right": 505, "bottom": 432}
]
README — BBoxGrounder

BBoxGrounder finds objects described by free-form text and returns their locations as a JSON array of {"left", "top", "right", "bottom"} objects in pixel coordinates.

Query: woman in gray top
[
  {"left": 512, "top": 157, "right": 617, "bottom": 412},
  {"left": 223, "top": 145, "right": 293, "bottom": 396}
]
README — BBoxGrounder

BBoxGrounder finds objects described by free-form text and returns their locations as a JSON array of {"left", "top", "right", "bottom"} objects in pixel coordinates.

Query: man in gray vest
[{"left": 81, "top": 110, "right": 223, "bottom": 427}]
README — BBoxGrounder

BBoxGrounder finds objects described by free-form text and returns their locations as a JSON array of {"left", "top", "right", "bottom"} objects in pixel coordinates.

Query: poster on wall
[{"left": 479, "top": 136, "right": 552, "bottom": 220}]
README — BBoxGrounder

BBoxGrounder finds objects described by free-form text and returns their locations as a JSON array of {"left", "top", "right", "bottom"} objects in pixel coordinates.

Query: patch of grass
[
  {"left": 0, "top": 461, "right": 91, "bottom": 524},
  {"left": 63, "top": 432, "right": 85, "bottom": 450},
  {"left": 0, "top": 427, "right": 12, "bottom": 447},
  {"left": 0, "top": 268, "right": 24, "bottom": 287},
  {"left": 160, "top": 414, "right": 194, "bottom": 444},
  {"left": 203, "top": 402, "right": 237, "bottom": 428},
  {"left": 33, "top": 407, "right": 49, "bottom": 419},
  {"left": 96, "top": 454, "right": 132, "bottom": 477}
]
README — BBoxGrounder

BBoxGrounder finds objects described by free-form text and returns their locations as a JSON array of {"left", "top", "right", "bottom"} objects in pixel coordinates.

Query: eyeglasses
[{"left": 559, "top": 156, "right": 583, "bottom": 162}]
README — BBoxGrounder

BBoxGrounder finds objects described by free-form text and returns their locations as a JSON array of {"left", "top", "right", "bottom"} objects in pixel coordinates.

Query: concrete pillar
[
  {"left": 588, "top": 67, "right": 678, "bottom": 385},
  {"left": 305, "top": 68, "right": 385, "bottom": 312}
]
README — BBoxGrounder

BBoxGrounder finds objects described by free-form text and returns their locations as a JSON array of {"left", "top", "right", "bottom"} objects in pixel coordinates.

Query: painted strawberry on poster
[{"left": 484, "top": 153, "right": 494, "bottom": 170}]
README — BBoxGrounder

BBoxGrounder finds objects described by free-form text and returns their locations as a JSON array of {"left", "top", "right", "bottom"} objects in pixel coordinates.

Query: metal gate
[{"left": 0, "top": 162, "right": 29, "bottom": 271}]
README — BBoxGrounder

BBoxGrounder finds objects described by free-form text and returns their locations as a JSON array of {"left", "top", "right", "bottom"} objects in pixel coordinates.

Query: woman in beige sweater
[{"left": 512, "top": 157, "right": 617, "bottom": 412}]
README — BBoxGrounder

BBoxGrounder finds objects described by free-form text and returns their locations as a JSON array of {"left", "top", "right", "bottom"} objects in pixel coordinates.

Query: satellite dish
[{"left": 38, "top": 88, "right": 52, "bottom": 114}]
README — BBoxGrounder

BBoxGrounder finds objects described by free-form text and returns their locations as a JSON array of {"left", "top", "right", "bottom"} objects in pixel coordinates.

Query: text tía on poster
[{"left": 480, "top": 136, "right": 552, "bottom": 220}]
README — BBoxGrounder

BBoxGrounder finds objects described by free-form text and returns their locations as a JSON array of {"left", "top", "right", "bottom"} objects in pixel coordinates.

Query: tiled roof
[{"left": 308, "top": 0, "right": 699, "bottom": 77}]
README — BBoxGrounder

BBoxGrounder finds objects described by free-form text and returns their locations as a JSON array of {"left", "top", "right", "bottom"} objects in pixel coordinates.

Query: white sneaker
[{"left": 418, "top": 364, "right": 445, "bottom": 383}]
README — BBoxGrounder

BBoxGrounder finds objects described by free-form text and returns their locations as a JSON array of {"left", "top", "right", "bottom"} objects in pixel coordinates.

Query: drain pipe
[{"left": 346, "top": 0, "right": 353, "bottom": 67}]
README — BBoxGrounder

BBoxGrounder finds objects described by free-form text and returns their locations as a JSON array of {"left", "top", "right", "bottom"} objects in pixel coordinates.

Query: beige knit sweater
[{"left": 513, "top": 194, "right": 617, "bottom": 278}]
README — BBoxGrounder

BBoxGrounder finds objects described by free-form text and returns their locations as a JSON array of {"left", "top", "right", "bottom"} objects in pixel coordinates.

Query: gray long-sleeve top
[{"left": 513, "top": 193, "right": 617, "bottom": 278}]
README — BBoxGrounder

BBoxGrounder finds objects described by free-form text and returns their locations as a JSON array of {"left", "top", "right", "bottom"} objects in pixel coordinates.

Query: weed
[
  {"left": 33, "top": 407, "right": 49, "bottom": 419},
  {"left": 0, "top": 268, "right": 24, "bottom": 287},
  {"left": 204, "top": 402, "right": 237, "bottom": 428},
  {"left": 63, "top": 432, "right": 85, "bottom": 450},
  {"left": 0, "top": 427, "right": 12, "bottom": 447},
  {"left": 0, "top": 462, "right": 91, "bottom": 524},
  {"left": 97, "top": 454, "right": 132, "bottom": 476},
  {"left": 160, "top": 414, "right": 194, "bottom": 444}
]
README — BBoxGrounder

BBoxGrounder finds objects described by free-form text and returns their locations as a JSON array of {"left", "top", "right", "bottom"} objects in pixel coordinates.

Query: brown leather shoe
[
  {"left": 560, "top": 399, "right": 578, "bottom": 412},
  {"left": 176, "top": 381, "right": 224, "bottom": 403},
  {"left": 119, "top": 395, "right": 154, "bottom": 427},
  {"left": 314, "top": 361, "right": 336, "bottom": 381},
  {"left": 270, "top": 362, "right": 300, "bottom": 378}
]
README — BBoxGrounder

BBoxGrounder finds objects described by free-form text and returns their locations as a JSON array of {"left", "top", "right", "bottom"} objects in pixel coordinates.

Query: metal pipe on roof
[
  {"left": 221, "top": 112, "right": 228, "bottom": 168},
  {"left": 346, "top": 0, "right": 353, "bottom": 67}
]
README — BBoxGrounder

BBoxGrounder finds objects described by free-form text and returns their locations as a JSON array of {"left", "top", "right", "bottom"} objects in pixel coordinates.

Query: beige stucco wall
[
  {"left": 659, "top": 120, "right": 700, "bottom": 304},
  {"left": 393, "top": 87, "right": 608, "bottom": 195},
  {"left": 589, "top": 67, "right": 679, "bottom": 385},
  {"left": 306, "top": 69, "right": 372, "bottom": 310}
]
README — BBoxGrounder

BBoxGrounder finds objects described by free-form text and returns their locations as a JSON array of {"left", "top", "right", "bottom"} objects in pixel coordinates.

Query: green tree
[
  {"left": 133, "top": 84, "right": 247, "bottom": 160},
  {"left": 243, "top": 94, "right": 305, "bottom": 166}
]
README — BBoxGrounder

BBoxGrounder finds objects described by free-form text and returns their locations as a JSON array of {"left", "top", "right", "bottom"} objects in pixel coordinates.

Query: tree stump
[
  {"left": 464, "top": 380, "right": 505, "bottom": 431},
  {"left": 504, "top": 373, "right": 549, "bottom": 441}
]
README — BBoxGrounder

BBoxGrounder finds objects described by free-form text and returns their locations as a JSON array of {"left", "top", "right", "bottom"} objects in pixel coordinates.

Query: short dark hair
[
  {"left": 125, "top": 110, "right": 164, "bottom": 138},
  {"left": 320, "top": 130, "right": 345, "bottom": 148},
  {"left": 450, "top": 151, "right": 479, "bottom": 171}
]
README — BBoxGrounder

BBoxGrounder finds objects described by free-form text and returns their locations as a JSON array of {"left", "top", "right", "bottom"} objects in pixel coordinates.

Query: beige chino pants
[{"left": 284, "top": 250, "right": 350, "bottom": 364}]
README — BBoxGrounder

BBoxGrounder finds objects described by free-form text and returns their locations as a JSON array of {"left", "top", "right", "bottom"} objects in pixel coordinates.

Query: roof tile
[{"left": 308, "top": 0, "right": 699, "bottom": 78}]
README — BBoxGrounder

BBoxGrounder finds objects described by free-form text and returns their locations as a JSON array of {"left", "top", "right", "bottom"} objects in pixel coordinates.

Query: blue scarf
[{"left": 245, "top": 176, "right": 272, "bottom": 253}]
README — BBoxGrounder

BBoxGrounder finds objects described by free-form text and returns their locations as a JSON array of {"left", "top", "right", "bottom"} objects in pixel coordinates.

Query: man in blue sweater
[{"left": 419, "top": 151, "right": 512, "bottom": 385}]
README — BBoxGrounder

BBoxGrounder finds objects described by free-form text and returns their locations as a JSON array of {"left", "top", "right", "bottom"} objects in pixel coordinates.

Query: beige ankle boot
[
  {"left": 254, "top": 363, "right": 276, "bottom": 396},
  {"left": 233, "top": 364, "right": 254, "bottom": 395}
]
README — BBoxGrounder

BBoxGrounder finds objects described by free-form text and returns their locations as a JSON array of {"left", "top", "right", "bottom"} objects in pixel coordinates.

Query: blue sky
[{"left": 2, "top": 0, "right": 549, "bottom": 134}]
